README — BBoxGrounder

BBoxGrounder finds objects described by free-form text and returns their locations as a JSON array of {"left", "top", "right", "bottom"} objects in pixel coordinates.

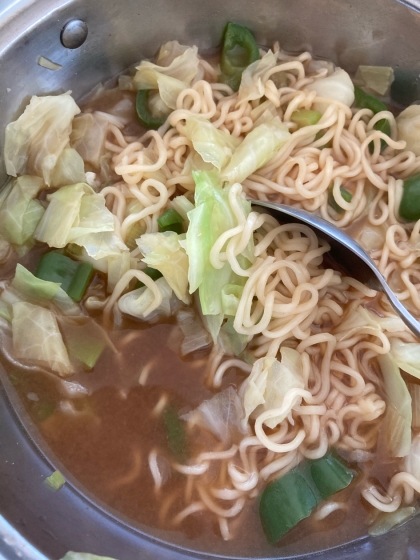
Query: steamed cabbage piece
[
  {"left": 237, "top": 50, "right": 277, "bottom": 103},
  {"left": 50, "top": 148, "right": 86, "bottom": 188},
  {"left": 378, "top": 353, "right": 412, "bottom": 457},
  {"left": 12, "top": 301, "right": 73, "bottom": 376},
  {"left": 241, "top": 348, "right": 305, "bottom": 430},
  {"left": 220, "top": 118, "right": 290, "bottom": 184},
  {"left": 186, "top": 171, "right": 254, "bottom": 317},
  {"left": 118, "top": 276, "right": 172, "bottom": 320},
  {"left": 70, "top": 113, "right": 109, "bottom": 168},
  {"left": 4, "top": 92, "right": 81, "bottom": 186},
  {"left": 133, "top": 41, "right": 200, "bottom": 112},
  {"left": 136, "top": 232, "right": 189, "bottom": 303},
  {"left": 306, "top": 68, "right": 355, "bottom": 108},
  {"left": 0, "top": 175, "right": 45, "bottom": 250},
  {"left": 34, "top": 183, "right": 118, "bottom": 252},
  {"left": 396, "top": 105, "right": 420, "bottom": 156},
  {"left": 184, "top": 117, "right": 241, "bottom": 170},
  {"left": 181, "top": 386, "right": 246, "bottom": 442}
]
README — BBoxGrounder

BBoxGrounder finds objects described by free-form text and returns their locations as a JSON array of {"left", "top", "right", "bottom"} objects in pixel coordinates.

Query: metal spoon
[{"left": 251, "top": 200, "right": 420, "bottom": 339}]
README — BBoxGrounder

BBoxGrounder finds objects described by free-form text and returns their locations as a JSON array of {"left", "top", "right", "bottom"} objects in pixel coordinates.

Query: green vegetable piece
[
  {"left": 159, "top": 222, "right": 183, "bottom": 234},
  {"left": 220, "top": 22, "right": 260, "bottom": 91},
  {"left": 60, "top": 553, "right": 117, "bottom": 560},
  {"left": 391, "top": 68, "right": 420, "bottom": 107},
  {"left": 67, "top": 262, "right": 94, "bottom": 302},
  {"left": 259, "top": 451, "right": 354, "bottom": 543},
  {"left": 61, "top": 320, "right": 106, "bottom": 370},
  {"left": 291, "top": 109, "right": 322, "bottom": 128},
  {"left": 157, "top": 208, "right": 184, "bottom": 233},
  {"left": 260, "top": 472, "right": 318, "bottom": 543},
  {"left": 35, "top": 252, "right": 94, "bottom": 302},
  {"left": 136, "top": 89, "right": 167, "bottom": 130},
  {"left": 44, "top": 470, "right": 65, "bottom": 491},
  {"left": 157, "top": 208, "right": 184, "bottom": 228},
  {"left": 135, "top": 266, "right": 163, "bottom": 289},
  {"left": 354, "top": 86, "right": 391, "bottom": 152},
  {"left": 399, "top": 173, "right": 420, "bottom": 222},
  {"left": 162, "top": 404, "right": 188, "bottom": 463},
  {"left": 328, "top": 186, "right": 353, "bottom": 214},
  {"left": 309, "top": 453, "right": 355, "bottom": 500}
]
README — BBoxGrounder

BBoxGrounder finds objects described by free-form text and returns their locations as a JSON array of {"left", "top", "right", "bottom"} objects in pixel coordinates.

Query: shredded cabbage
[
  {"left": 184, "top": 116, "right": 240, "bottom": 171},
  {"left": 12, "top": 301, "right": 73, "bottom": 376},
  {"left": 378, "top": 353, "right": 412, "bottom": 457},
  {"left": 218, "top": 318, "right": 248, "bottom": 356},
  {"left": 4, "top": 92, "right": 80, "bottom": 185},
  {"left": 221, "top": 118, "right": 290, "bottom": 184},
  {"left": 241, "top": 348, "right": 304, "bottom": 430},
  {"left": 306, "top": 68, "right": 355, "bottom": 108},
  {"left": 137, "top": 232, "right": 189, "bottom": 304}
]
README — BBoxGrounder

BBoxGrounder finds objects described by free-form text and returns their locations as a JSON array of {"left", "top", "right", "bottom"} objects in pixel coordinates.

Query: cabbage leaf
[
  {"left": 118, "top": 276, "right": 172, "bottom": 319},
  {"left": 306, "top": 68, "right": 355, "bottom": 108},
  {"left": 186, "top": 171, "right": 253, "bottom": 315},
  {"left": 34, "top": 183, "right": 115, "bottom": 252},
  {"left": 181, "top": 386, "right": 246, "bottom": 442},
  {"left": 4, "top": 92, "right": 80, "bottom": 185},
  {"left": 137, "top": 232, "right": 189, "bottom": 303},
  {"left": 184, "top": 116, "right": 240, "bottom": 171},
  {"left": 378, "top": 353, "right": 412, "bottom": 457},
  {"left": 70, "top": 113, "right": 109, "bottom": 168},
  {"left": 396, "top": 106, "right": 420, "bottom": 157},
  {"left": 12, "top": 301, "right": 73, "bottom": 376},
  {"left": 50, "top": 148, "right": 86, "bottom": 188},
  {"left": 241, "top": 348, "right": 304, "bottom": 429},
  {"left": 390, "top": 339, "right": 420, "bottom": 379},
  {"left": 238, "top": 50, "right": 277, "bottom": 103},
  {"left": 221, "top": 118, "right": 290, "bottom": 184},
  {"left": 0, "top": 176, "right": 45, "bottom": 247}
]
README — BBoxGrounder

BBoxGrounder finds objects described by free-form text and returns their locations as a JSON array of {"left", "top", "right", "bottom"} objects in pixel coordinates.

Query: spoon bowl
[{"left": 251, "top": 199, "right": 420, "bottom": 339}]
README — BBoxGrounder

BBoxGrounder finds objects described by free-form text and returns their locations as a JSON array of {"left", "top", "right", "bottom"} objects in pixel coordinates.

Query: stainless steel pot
[{"left": 1, "top": 0, "right": 420, "bottom": 558}]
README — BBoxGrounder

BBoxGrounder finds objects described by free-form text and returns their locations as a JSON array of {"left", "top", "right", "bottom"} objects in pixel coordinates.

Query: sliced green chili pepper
[
  {"left": 135, "top": 266, "right": 163, "bottom": 289},
  {"left": 399, "top": 173, "right": 420, "bottom": 222},
  {"left": 220, "top": 22, "right": 260, "bottom": 92},
  {"left": 157, "top": 208, "right": 184, "bottom": 234},
  {"left": 291, "top": 109, "right": 322, "bottom": 128},
  {"left": 35, "top": 252, "right": 94, "bottom": 303},
  {"left": 260, "top": 451, "right": 354, "bottom": 543},
  {"left": 354, "top": 86, "right": 391, "bottom": 153},
  {"left": 328, "top": 186, "right": 353, "bottom": 214},
  {"left": 163, "top": 404, "right": 188, "bottom": 463},
  {"left": 136, "top": 90, "right": 168, "bottom": 130}
]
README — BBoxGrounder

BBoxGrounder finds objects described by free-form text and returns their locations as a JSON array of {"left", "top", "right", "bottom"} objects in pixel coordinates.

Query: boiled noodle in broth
[{"left": 2, "top": 22, "right": 420, "bottom": 554}]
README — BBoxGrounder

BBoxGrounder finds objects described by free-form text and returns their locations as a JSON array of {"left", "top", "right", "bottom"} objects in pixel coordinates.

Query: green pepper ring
[{"left": 136, "top": 89, "right": 168, "bottom": 130}]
